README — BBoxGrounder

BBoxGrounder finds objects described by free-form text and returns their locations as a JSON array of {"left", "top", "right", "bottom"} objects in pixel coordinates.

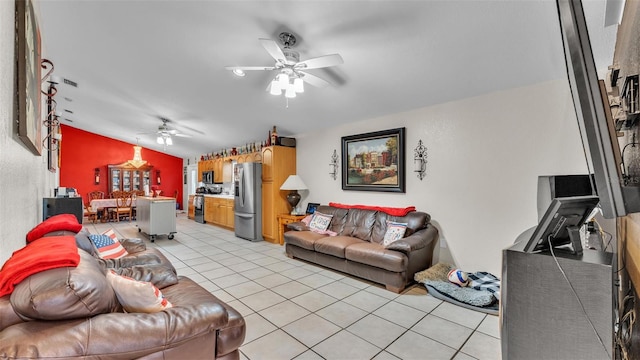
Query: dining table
[{"left": 90, "top": 198, "right": 137, "bottom": 222}]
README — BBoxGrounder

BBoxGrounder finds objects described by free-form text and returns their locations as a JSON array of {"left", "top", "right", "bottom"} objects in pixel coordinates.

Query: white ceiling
[{"left": 37, "top": 0, "right": 618, "bottom": 159}]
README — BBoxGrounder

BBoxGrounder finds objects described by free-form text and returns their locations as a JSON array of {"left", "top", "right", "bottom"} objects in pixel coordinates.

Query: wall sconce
[
  {"left": 329, "top": 149, "right": 339, "bottom": 180},
  {"left": 156, "top": 170, "right": 161, "bottom": 185},
  {"left": 414, "top": 139, "right": 428, "bottom": 180},
  {"left": 94, "top": 168, "right": 100, "bottom": 185}
]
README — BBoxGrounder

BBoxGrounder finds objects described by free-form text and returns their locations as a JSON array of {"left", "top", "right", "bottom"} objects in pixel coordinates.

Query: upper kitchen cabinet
[{"left": 108, "top": 162, "right": 153, "bottom": 194}]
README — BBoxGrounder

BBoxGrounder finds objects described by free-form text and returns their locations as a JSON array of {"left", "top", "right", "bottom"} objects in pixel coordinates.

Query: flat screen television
[
  {"left": 524, "top": 195, "right": 600, "bottom": 254},
  {"left": 556, "top": 0, "right": 640, "bottom": 219}
]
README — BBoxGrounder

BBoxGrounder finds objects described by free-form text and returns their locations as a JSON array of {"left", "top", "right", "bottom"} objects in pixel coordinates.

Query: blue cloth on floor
[{"left": 468, "top": 272, "right": 500, "bottom": 301}]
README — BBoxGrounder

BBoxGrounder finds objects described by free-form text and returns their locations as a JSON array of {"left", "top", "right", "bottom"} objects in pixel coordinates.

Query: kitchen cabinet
[
  {"left": 213, "top": 159, "right": 222, "bottom": 183},
  {"left": 203, "top": 196, "right": 234, "bottom": 229},
  {"left": 261, "top": 146, "right": 296, "bottom": 243},
  {"left": 108, "top": 163, "right": 153, "bottom": 194}
]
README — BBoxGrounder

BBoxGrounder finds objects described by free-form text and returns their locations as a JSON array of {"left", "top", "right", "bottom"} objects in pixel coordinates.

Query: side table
[{"left": 277, "top": 214, "right": 306, "bottom": 245}]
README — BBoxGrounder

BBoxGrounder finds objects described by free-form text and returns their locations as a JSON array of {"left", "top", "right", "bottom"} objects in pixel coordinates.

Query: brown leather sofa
[
  {"left": 0, "top": 230, "right": 245, "bottom": 359},
  {"left": 284, "top": 205, "right": 439, "bottom": 293}
]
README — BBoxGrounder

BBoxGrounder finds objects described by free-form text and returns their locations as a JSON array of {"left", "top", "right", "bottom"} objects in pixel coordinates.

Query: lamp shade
[{"left": 280, "top": 175, "right": 308, "bottom": 190}]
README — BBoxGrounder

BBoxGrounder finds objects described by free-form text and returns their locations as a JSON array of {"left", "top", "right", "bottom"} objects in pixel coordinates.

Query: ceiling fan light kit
[{"left": 226, "top": 31, "right": 343, "bottom": 99}]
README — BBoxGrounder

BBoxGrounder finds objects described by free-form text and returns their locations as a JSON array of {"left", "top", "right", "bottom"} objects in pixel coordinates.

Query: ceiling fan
[
  {"left": 138, "top": 117, "right": 191, "bottom": 148},
  {"left": 225, "top": 32, "right": 344, "bottom": 98}
]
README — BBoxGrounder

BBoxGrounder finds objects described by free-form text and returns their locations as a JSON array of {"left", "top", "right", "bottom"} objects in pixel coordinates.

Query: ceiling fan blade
[
  {"left": 299, "top": 71, "right": 331, "bottom": 88},
  {"left": 174, "top": 133, "right": 191, "bottom": 138},
  {"left": 225, "top": 66, "right": 276, "bottom": 71},
  {"left": 259, "top": 38, "right": 286, "bottom": 64},
  {"left": 295, "top": 54, "right": 344, "bottom": 70}
]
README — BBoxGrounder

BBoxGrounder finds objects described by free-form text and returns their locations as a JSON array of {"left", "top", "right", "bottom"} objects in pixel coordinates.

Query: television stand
[{"left": 502, "top": 232, "right": 614, "bottom": 359}]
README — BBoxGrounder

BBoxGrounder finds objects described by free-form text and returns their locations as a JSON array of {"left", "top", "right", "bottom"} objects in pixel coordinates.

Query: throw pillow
[
  {"left": 26, "top": 214, "right": 82, "bottom": 243},
  {"left": 308, "top": 212, "right": 333, "bottom": 232},
  {"left": 89, "top": 232, "right": 129, "bottom": 259},
  {"left": 383, "top": 221, "right": 408, "bottom": 247},
  {"left": 106, "top": 270, "right": 172, "bottom": 313},
  {"left": 301, "top": 215, "right": 312, "bottom": 226}
]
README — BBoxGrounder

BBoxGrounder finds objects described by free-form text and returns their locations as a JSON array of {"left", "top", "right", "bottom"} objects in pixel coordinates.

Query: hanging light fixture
[
  {"left": 156, "top": 134, "right": 173, "bottom": 147},
  {"left": 270, "top": 71, "right": 305, "bottom": 99},
  {"left": 129, "top": 140, "right": 147, "bottom": 168}
]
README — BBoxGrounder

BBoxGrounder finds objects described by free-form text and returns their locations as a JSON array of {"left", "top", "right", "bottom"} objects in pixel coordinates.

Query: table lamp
[{"left": 280, "top": 175, "right": 308, "bottom": 215}]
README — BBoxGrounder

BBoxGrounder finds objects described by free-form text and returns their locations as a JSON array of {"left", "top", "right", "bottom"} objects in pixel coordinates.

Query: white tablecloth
[{"left": 90, "top": 198, "right": 137, "bottom": 211}]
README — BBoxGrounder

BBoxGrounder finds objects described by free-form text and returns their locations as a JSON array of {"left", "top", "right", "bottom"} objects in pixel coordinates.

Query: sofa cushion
[
  {"left": 106, "top": 270, "right": 172, "bottom": 313},
  {"left": 316, "top": 205, "right": 349, "bottom": 234},
  {"left": 315, "top": 236, "right": 365, "bottom": 258},
  {"left": 341, "top": 209, "right": 377, "bottom": 241},
  {"left": 26, "top": 214, "right": 82, "bottom": 243},
  {"left": 284, "top": 230, "right": 326, "bottom": 250},
  {"left": 382, "top": 221, "right": 408, "bottom": 247},
  {"left": 345, "top": 243, "right": 408, "bottom": 272},
  {"left": 372, "top": 211, "right": 430, "bottom": 244},
  {"left": 10, "top": 250, "right": 119, "bottom": 320}
]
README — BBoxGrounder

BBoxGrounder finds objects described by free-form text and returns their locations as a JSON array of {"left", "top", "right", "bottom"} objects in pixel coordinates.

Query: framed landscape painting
[
  {"left": 341, "top": 127, "right": 405, "bottom": 192},
  {"left": 16, "top": 0, "right": 42, "bottom": 155}
]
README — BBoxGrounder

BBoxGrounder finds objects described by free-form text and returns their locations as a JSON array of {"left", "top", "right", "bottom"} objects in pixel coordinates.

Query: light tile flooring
[{"left": 86, "top": 214, "right": 501, "bottom": 360}]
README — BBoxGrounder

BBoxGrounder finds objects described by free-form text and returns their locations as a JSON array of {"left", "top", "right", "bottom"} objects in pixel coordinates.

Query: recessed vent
[
  {"left": 64, "top": 97, "right": 73, "bottom": 102},
  {"left": 63, "top": 78, "right": 78, "bottom": 87},
  {"left": 64, "top": 118, "right": 73, "bottom": 122},
  {"left": 64, "top": 109, "right": 74, "bottom": 114}
]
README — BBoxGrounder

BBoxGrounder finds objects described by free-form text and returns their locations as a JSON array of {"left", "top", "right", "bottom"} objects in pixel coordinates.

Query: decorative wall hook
[
  {"left": 329, "top": 149, "right": 339, "bottom": 180},
  {"left": 414, "top": 139, "right": 428, "bottom": 180}
]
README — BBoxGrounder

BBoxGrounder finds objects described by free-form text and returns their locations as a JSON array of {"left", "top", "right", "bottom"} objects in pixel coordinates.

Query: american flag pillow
[{"left": 89, "top": 232, "right": 128, "bottom": 259}]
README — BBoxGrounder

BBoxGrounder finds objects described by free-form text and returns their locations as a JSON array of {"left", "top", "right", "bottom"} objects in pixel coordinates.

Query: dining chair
[
  {"left": 131, "top": 190, "right": 145, "bottom": 220},
  {"left": 88, "top": 190, "right": 106, "bottom": 221},
  {"left": 83, "top": 203, "right": 98, "bottom": 224},
  {"left": 88, "top": 190, "right": 105, "bottom": 200},
  {"left": 109, "top": 191, "right": 133, "bottom": 222}
]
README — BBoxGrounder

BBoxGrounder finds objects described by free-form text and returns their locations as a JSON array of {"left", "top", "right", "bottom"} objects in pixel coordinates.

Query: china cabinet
[{"left": 108, "top": 162, "right": 153, "bottom": 193}]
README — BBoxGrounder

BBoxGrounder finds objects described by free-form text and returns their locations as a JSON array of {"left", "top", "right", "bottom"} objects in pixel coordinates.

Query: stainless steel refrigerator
[{"left": 234, "top": 162, "right": 263, "bottom": 241}]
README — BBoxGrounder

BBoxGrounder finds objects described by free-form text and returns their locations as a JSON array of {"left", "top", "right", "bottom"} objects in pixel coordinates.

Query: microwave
[{"left": 202, "top": 171, "right": 214, "bottom": 184}]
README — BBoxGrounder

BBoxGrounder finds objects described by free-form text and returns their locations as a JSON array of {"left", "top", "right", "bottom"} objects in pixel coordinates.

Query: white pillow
[
  {"left": 106, "top": 270, "right": 172, "bottom": 313},
  {"left": 308, "top": 212, "right": 333, "bottom": 232},
  {"left": 383, "top": 221, "right": 408, "bottom": 247}
]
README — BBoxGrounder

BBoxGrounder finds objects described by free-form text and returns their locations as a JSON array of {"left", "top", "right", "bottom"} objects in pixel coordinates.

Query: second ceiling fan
[{"left": 225, "top": 32, "right": 343, "bottom": 98}]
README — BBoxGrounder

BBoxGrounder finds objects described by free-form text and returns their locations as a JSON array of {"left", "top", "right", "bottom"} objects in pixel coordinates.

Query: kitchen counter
[{"left": 201, "top": 194, "right": 234, "bottom": 200}]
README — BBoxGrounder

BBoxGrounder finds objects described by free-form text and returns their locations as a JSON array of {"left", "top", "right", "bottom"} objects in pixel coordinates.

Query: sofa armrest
[
  {"left": 0, "top": 276, "right": 231, "bottom": 359},
  {"left": 0, "top": 295, "right": 23, "bottom": 332},
  {"left": 287, "top": 221, "right": 309, "bottom": 231},
  {"left": 120, "top": 238, "right": 147, "bottom": 253},
  {"left": 386, "top": 225, "right": 438, "bottom": 254}
]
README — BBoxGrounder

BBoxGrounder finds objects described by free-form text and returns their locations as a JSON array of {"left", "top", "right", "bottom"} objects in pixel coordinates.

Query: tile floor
[{"left": 86, "top": 214, "right": 501, "bottom": 360}]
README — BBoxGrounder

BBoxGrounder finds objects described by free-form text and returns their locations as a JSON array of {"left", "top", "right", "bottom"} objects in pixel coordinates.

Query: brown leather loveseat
[
  {"left": 0, "top": 230, "right": 245, "bottom": 359},
  {"left": 284, "top": 205, "right": 439, "bottom": 293}
]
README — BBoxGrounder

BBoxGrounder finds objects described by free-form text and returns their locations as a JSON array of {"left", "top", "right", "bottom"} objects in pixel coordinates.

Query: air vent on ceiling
[
  {"left": 63, "top": 118, "right": 73, "bottom": 122},
  {"left": 64, "top": 109, "right": 73, "bottom": 114},
  {"left": 63, "top": 78, "right": 78, "bottom": 87}
]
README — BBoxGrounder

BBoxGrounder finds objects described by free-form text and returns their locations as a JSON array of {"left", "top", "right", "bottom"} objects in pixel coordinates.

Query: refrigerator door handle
[
  {"left": 239, "top": 167, "right": 245, "bottom": 208},
  {"left": 236, "top": 213, "right": 253, "bottom": 219}
]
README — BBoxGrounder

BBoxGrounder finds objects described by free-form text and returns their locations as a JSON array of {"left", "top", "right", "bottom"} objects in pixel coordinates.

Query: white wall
[
  {"left": 294, "top": 79, "right": 588, "bottom": 275},
  {"left": 0, "top": 0, "right": 57, "bottom": 265}
]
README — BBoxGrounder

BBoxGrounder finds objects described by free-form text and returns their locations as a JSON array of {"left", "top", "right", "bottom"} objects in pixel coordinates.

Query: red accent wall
[{"left": 59, "top": 125, "right": 183, "bottom": 209}]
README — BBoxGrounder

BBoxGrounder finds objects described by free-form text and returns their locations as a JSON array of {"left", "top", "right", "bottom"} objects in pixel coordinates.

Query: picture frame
[
  {"left": 342, "top": 127, "right": 405, "bottom": 192},
  {"left": 306, "top": 202, "right": 320, "bottom": 215},
  {"left": 16, "top": 0, "right": 42, "bottom": 155}
]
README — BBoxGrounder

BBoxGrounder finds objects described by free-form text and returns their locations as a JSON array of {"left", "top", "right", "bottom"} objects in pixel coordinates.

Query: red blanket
[
  {"left": 0, "top": 236, "right": 80, "bottom": 297},
  {"left": 328, "top": 202, "right": 416, "bottom": 216}
]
